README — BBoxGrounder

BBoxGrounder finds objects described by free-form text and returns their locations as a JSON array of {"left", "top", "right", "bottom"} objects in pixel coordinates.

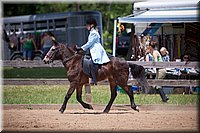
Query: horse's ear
[{"left": 51, "top": 37, "right": 59, "bottom": 46}]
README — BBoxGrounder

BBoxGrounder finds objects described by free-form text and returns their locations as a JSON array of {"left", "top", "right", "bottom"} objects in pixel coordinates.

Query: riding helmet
[{"left": 86, "top": 18, "right": 97, "bottom": 27}]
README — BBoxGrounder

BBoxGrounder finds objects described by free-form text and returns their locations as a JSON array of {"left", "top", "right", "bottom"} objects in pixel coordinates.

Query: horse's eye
[{"left": 51, "top": 48, "right": 56, "bottom": 51}]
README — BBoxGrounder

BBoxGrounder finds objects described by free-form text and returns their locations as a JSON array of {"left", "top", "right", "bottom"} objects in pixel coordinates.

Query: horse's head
[
  {"left": 43, "top": 41, "right": 76, "bottom": 64},
  {"left": 43, "top": 44, "right": 60, "bottom": 64}
]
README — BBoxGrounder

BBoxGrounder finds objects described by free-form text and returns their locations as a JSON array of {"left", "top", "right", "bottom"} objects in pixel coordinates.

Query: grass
[
  {"left": 3, "top": 85, "right": 199, "bottom": 105},
  {"left": 3, "top": 67, "right": 67, "bottom": 78}
]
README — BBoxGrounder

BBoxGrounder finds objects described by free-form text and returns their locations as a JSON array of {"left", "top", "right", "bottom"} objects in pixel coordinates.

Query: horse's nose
[
  {"left": 43, "top": 58, "right": 48, "bottom": 64},
  {"left": 43, "top": 59, "right": 46, "bottom": 64}
]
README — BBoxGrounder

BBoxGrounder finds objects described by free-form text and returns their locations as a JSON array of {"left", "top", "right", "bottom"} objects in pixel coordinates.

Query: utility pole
[
  {"left": 126, "top": 2, "right": 136, "bottom": 60},
  {"left": 75, "top": 3, "right": 80, "bottom": 11}
]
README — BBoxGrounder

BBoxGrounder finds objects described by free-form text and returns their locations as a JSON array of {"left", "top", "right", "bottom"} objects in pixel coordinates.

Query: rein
[{"left": 62, "top": 53, "right": 76, "bottom": 64}]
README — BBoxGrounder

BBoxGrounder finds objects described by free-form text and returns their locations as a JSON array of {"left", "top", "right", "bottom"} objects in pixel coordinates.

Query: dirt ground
[{"left": 2, "top": 104, "right": 199, "bottom": 132}]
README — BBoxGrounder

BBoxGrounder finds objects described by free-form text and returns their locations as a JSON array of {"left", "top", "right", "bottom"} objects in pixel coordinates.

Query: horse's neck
[
  {"left": 60, "top": 45, "right": 83, "bottom": 67},
  {"left": 61, "top": 46, "right": 74, "bottom": 59},
  {"left": 62, "top": 51, "right": 75, "bottom": 63}
]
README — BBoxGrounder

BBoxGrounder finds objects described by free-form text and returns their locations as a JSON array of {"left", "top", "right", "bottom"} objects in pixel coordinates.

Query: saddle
[
  {"left": 82, "top": 54, "right": 113, "bottom": 77},
  {"left": 82, "top": 55, "right": 99, "bottom": 77}
]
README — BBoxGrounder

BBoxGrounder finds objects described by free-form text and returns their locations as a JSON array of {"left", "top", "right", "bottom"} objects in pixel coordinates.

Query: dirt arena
[{"left": 3, "top": 104, "right": 199, "bottom": 132}]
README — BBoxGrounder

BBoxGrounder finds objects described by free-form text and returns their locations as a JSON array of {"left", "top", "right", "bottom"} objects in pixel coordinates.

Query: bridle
[
  {"left": 44, "top": 45, "right": 59, "bottom": 63},
  {"left": 44, "top": 44, "right": 77, "bottom": 64}
]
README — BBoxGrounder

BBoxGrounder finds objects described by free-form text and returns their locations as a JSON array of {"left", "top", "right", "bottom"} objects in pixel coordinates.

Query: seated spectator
[
  {"left": 145, "top": 44, "right": 153, "bottom": 62},
  {"left": 160, "top": 47, "right": 170, "bottom": 62},
  {"left": 144, "top": 43, "right": 156, "bottom": 77},
  {"left": 180, "top": 54, "right": 198, "bottom": 75}
]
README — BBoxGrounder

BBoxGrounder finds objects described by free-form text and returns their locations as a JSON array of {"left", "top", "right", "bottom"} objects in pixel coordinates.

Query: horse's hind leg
[
  {"left": 122, "top": 85, "right": 139, "bottom": 112},
  {"left": 103, "top": 83, "right": 117, "bottom": 113},
  {"left": 59, "top": 83, "right": 76, "bottom": 113},
  {"left": 76, "top": 85, "right": 93, "bottom": 110}
]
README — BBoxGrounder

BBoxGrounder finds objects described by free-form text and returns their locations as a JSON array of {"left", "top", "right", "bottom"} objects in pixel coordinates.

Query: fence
[
  {"left": 2, "top": 60, "right": 199, "bottom": 69},
  {"left": 2, "top": 60, "right": 200, "bottom": 102}
]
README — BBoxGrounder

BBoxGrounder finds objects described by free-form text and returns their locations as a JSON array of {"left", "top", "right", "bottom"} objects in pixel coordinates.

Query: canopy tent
[
  {"left": 118, "top": 7, "right": 199, "bottom": 23},
  {"left": 112, "top": 6, "right": 200, "bottom": 56}
]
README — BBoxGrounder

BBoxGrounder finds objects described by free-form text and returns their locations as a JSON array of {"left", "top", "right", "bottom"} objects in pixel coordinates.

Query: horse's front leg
[
  {"left": 59, "top": 82, "right": 76, "bottom": 114},
  {"left": 76, "top": 84, "right": 93, "bottom": 110}
]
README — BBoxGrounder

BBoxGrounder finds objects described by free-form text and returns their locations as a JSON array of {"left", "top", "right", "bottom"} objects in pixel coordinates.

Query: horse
[{"left": 43, "top": 40, "right": 150, "bottom": 114}]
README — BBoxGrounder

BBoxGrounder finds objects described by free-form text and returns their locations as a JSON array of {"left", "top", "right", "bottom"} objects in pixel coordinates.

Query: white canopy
[
  {"left": 112, "top": 0, "right": 200, "bottom": 56},
  {"left": 118, "top": 7, "right": 199, "bottom": 23}
]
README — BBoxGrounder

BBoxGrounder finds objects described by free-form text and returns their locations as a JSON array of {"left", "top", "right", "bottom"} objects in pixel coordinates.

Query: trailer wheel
[
  {"left": 33, "top": 55, "right": 42, "bottom": 61},
  {"left": 12, "top": 55, "right": 23, "bottom": 61}
]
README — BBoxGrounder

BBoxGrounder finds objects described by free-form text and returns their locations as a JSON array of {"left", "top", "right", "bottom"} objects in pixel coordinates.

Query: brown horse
[{"left": 43, "top": 41, "right": 150, "bottom": 113}]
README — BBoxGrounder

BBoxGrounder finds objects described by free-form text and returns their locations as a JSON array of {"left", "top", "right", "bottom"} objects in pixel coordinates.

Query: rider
[{"left": 76, "top": 18, "right": 110, "bottom": 85}]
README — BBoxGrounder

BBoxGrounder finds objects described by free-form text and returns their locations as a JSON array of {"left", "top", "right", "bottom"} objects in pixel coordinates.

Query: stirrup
[{"left": 90, "top": 80, "right": 97, "bottom": 86}]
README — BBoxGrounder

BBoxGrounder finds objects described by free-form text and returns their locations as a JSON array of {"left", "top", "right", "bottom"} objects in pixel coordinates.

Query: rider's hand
[
  {"left": 76, "top": 46, "right": 84, "bottom": 54},
  {"left": 76, "top": 46, "right": 83, "bottom": 51}
]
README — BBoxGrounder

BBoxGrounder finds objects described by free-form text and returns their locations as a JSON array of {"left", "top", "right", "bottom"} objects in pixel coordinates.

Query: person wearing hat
[{"left": 76, "top": 18, "right": 110, "bottom": 85}]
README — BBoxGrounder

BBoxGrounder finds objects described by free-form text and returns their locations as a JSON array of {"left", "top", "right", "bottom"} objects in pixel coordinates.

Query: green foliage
[{"left": 3, "top": 85, "right": 199, "bottom": 105}]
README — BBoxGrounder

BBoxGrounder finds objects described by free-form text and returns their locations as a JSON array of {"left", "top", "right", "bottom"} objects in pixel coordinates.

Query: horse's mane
[{"left": 59, "top": 43, "right": 76, "bottom": 55}]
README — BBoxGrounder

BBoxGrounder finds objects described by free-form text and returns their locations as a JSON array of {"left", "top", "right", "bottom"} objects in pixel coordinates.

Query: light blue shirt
[
  {"left": 162, "top": 55, "right": 170, "bottom": 62},
  {"left": 81, "top": 28, "right": 110, "bottom": 64}
]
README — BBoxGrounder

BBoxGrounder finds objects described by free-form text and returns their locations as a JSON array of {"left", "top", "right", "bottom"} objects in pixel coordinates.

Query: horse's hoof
[
  {"left": 59, "top": 108, "right": 64, "bottom": 114},
  {"left": 88, "top": 105, "right": 94, "bottom": 110},
  {"left": 135, "top": 106, "right": 139, "bottom": 112},
  {"left": 103, "top": 110, "right": 109, "bottom": 114},
  {"left": 132, "top": 105, "right": 139, "bottom": 112}
]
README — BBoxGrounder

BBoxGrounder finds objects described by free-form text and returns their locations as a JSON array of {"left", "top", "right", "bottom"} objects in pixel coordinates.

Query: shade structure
[{"left": 118, "top": 7, "right": 200, "bottom": 23}]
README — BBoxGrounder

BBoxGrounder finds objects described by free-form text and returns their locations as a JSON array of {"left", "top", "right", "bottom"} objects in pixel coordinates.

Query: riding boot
[
  {"left": 157, "top": 88, "right": 169, "bottom": 102},
  {"left": 90, "top": 62, "right": 98, "bottom": 85}
]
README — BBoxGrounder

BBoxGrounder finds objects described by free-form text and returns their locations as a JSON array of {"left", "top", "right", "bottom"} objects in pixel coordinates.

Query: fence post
[{"left": 85, "top": 83, "right": 92, "bottom": 103}]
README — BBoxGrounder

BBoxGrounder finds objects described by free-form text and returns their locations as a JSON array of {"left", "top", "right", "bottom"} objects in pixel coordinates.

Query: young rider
[{"left": 76, "top": 18, "right": 110, "bottom": 85}]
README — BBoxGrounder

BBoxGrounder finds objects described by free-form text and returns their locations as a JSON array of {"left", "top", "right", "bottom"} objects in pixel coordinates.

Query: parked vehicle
[
  {"left": 116, "top": 23, "right": 131, "bottom": 56},
  {"left": 116, "top": 34, "right": 130, "bottom": 56},
  {"left": 3, "top": 11, "right": 103, "bottom": 60}
]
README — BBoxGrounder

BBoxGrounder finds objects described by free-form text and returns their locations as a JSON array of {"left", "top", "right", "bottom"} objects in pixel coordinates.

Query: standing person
[
  {"left": 149, "top": 42, "right": 169, "bottom": 102},
  {"left": 160, "top": 47, "right": 170, "bottom": 62},
  {"left": 76, "top": 18, "right": 110, "bottom": 85},
  {"left": 8, "top": 29, "right": 19, "bottom": 54},
  {"left": 41, "top": 31, "right": 54, "bottom": 58},
  {"left": 21, "top": 33, "right": 37, "bottom": 60}
]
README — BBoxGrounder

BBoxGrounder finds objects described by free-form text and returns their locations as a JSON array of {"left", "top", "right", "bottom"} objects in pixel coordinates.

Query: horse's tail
[{"left": 128, "top": 63, "right": 150, "bottom": 93}]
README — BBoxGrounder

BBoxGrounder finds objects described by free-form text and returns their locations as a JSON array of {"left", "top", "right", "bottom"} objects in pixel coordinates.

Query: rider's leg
[{"left": 90, "top": 61, "right": 98, "bottom": 85}]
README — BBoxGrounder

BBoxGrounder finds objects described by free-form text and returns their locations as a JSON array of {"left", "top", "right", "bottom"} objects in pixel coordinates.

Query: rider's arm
[{"left": 81, "top": 32, "right": 98, "bottom": 51}]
